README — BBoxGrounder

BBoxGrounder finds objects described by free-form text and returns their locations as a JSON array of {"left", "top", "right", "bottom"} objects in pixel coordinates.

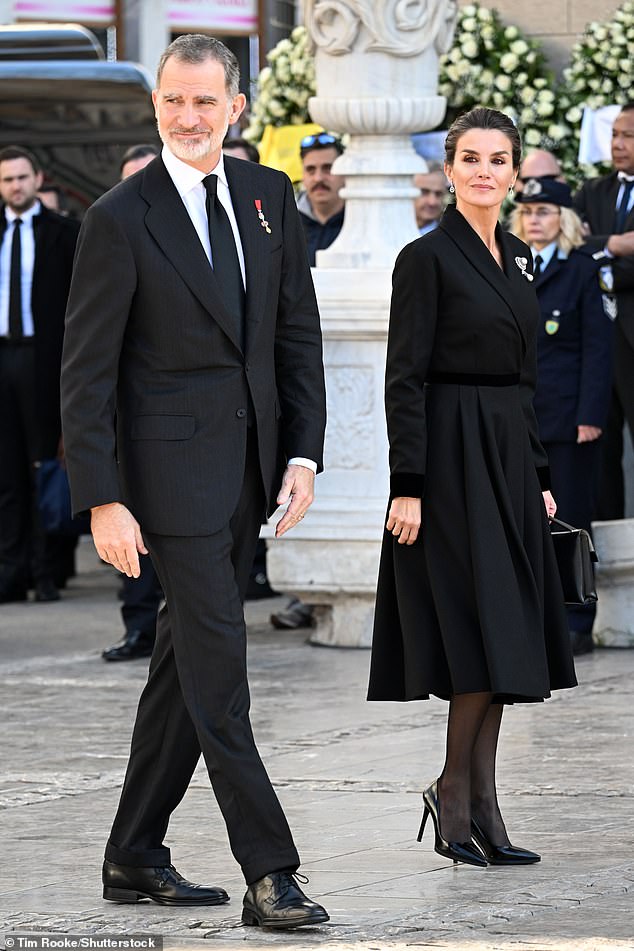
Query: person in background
[
  {"left": 102, "top": 144, "right": 163, "bottom": 661},
  {"left": 0, "top": 146, "right": 79, "bottom": 603},
  {"left": 516, "top": 149, "right": 565, "bottom": 195},
  {"left": 511, "top": 178, "right": 613, "bottom": 656},
  {"left": 414, "top": 163, "right": 448, "bottom": 235},
  {"left": 37, "top": 183, "right": 68, "bottom": 215},
  {"left": 573, "top": 102, "right": 634, "bottom": 520},
  {"left": 119, "top": 144, "right": 159, "bottom": 180},
  {"left": 223, "top": 137, "right": 260, "bottom": 163},
  {"left": 297, "top": 132, "right": 345, "bottom": 267}
]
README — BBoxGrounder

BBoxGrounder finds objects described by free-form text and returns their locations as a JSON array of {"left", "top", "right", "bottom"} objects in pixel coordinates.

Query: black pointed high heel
[
  {"left": 471, "top": 817, "right": 541, "bottom": 865},
  {"left": 417, "top": 780, "right": 487, "bottom": 867}
]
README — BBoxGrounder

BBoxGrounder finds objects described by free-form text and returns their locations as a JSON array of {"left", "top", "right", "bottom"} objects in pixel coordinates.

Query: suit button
[
  {"left": 245, "top": 362, "right": 251, "bottom": 372},
  {"left": 236, "top": 408, "right": 247, "bottom": 419}
]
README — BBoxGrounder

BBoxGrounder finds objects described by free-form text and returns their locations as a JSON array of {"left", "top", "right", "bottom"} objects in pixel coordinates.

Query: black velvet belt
[{"left": 426, "top": 372, "right": 520, "bottom": 386}]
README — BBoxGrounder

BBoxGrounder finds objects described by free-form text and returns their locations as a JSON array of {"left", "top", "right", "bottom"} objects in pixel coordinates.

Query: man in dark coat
[
  {"left": 0, "top": 146, "right": 79, "bottom": 603},
  {"left": 61, "top": 35, "right": 328, "bottom": 927},
  {"left": 297, "top": 132, "right": 344, "bottom": 266},
  {"left": 573, "top": 102, "right": 634, "bottom": 519}
]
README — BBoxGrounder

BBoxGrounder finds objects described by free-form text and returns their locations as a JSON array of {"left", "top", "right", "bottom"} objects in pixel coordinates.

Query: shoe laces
[{"left": 278, "top": 870, "right": 309, "bottom": 894}]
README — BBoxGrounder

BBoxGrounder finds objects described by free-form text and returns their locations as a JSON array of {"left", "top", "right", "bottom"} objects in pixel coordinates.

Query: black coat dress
[{"left": 368, "top": 205, "right": 577, "bottom": 704}]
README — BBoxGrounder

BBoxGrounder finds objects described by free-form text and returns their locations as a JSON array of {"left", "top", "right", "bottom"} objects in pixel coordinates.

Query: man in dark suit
[
  {"left": 0, "top": 146, "right": 79, "bottom": 603},
  {"left": 61, "top": 35, "right": 328, "bottom": 928},
  {"left": 573, "top": 102, "right": 634, "bottom": 519}
]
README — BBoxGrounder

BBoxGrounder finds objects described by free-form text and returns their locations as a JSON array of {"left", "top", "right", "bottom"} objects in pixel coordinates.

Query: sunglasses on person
[{"left": 300, "top": 132, "right": 342, "bottom": 154}]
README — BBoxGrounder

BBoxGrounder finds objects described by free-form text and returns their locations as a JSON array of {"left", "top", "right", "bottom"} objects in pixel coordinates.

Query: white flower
[
  {"left": 462, "top": 4, "right": 477, "bottom": 15},
  {"left": 462, "top": 17, "right": 477, "bottom": 31},
  {"left": 291, "top": 26, "right": 304, "bottom": 42},
  {"left": 526, "top": 51, "right": 536, "bottom": 64},
  {"left": 504, "top": 26, "right": 519, "bottom": 39},
  {"left": 500, "top": 52, "right": 519, "bottom": 72},
  {"left": 446, "top": 64, "right": 461, "bottom": 83},
  {"left": 481, "top": 25, "right": 495, "bottom": 40},
  {"left": 606, "top": 56, "right": 619, "bottom": 70},
  {"left": 449, "top": 46, "right": 463, "bottom": 63},
  {"left": 547, "top": 124, "right": 566, "bottom": 141},
  {"left": 565, "top": 106, "right": 582, "bottom": 122},
  {"left": 525, "top": 128, "right": 541, "bottom": 146},
  {"left": 595, "top": 26, "right": 608, "bottom": 41},
  {"left": 258, "top": 66, "right": 272, "bottom": 85},
  {"left": 495, "top": 74, "right": 512, "bottom": 91},
  {"left": 536, "top": 102, "right": 554, "bottom": 117},
  {"left": 520, "top": 86, "right": 537, "bottom": 105},
  {"left": 461, "top": 39, "right": 479, "bottom": 59},
  {"left": 493, "top": 91, "right": 505, "bottom": 107},
  {"left": 510, "top": 40, "right": 529, "bottom": 55},
  {"left": 477, "top": 6, "right": 491, "bottom": 20}
]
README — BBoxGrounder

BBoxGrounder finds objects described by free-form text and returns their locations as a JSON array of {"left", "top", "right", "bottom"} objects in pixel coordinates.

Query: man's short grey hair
[{"left": 157, "top": 34, "right": 240, "bottom": 98}]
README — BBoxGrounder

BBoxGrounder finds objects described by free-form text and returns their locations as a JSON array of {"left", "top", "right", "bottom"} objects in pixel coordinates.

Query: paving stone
[{"left": 1, "top": 540, "right": 633, "bottom": 950}]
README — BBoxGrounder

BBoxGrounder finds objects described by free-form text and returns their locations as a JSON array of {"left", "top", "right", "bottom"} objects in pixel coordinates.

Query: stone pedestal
[
  {"left": 266, "top": 1, "right": 457, "bottom": 647},
  {"left": 592, "top": 519, "right": 634, "bottom": 648}
]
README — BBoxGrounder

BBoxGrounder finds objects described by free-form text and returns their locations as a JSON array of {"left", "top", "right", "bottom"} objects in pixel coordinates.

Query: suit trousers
[
  {"left": 597, "top": 321, "right": 634, "bottom": 520},
  {"left": 120, "top": 553, "right": 163, "bottom": 636},
  {"left": 545, "top": 439, "right": 601, "bottom": 636},
  {"left": 0, "top": 340, "right": 52, "bottom": 592},
  {"left": 105, "top": 432, "right": 300, "bottom": 885}
]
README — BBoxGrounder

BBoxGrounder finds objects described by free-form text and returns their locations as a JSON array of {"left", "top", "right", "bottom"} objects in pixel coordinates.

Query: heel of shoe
[
  {"left": 417, "top": 804, "right": 430, "bottom": 842},
  {"left": 241, "top": 908, "right": 260, "bottom": 927},
  {"left": 103, "top": 886, "right": 142, "bottom": 903}
]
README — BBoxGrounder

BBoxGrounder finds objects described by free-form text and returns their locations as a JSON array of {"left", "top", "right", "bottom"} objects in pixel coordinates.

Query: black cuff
[
  {"left": 536, "top": 466, "right": 551, "bottom": 491},
  {"left": 390, "top": 473, "right": 425, "bottom": 498}
]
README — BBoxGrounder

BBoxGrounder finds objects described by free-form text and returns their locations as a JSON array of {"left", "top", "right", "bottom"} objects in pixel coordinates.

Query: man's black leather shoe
[
  {"left": 102, "top": 860, "right": 229, "bottom": 905},
  {"left": 102, "top": 629, "right": 155, "bottom": 661},
  {"left": 242, "top": 871, "right": 329, "bottom": 929},
  {"left": 0, "top": 586, "right": 27, "bottom": 604},
  {"left": 34, "top": 579, "right": 60, "bottom": 602}
]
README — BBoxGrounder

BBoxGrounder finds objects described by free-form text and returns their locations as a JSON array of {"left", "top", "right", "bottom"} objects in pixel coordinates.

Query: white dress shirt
[
  {"left": 0, "top": 200, "right": 40, "bottom": 337},
  {"left": 160, "top": 146, "right": 316, "bottom": 474},
  {"left": 530, "top": 241, "right": 561, "bottom": 271}
]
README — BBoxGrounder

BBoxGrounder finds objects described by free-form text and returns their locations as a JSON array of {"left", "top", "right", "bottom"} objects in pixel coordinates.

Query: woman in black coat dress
[
  {"left": 511, "top": 179, "right": 613, "bottom": 655},
  {"left": 368, "top": 109, "right": 577, "bottom": 868}
]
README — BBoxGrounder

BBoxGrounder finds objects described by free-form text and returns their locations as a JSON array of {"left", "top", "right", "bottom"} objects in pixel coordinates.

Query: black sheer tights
[{"left": 437, "top": 693, "right": 510, "bottom": 846}]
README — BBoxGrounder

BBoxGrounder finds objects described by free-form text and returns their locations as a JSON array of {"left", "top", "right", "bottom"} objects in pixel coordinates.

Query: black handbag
[{"left": 550, "top": 517, "right": 598, "bottom": 606}]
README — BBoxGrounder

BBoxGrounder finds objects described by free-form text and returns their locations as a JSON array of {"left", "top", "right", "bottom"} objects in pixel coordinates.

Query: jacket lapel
[
  {"left": 598, "top": 173, "right": 622, "bottom": 233},
  {"left": 140, "top": 157, "right": 243, "bottom": 354},
  {"left": 440, "top": 205, "right": 528, "bottom": 352},
  {"left": 224, "top": 156, "right": 270, "bottom": 350}
]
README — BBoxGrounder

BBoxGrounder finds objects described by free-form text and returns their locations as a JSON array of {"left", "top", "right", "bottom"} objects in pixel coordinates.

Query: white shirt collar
[
  {"left": 161, "top": 145, "right": 228, "bottom": 197},
  {"left": 617, "top": 170, "right": 634, "bottom": 184},
  {"left": 5, "top": 200, "right": 41, "bottom": 224}
]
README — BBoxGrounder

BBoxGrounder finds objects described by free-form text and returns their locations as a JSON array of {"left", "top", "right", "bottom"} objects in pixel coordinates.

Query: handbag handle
[{"left": 550, "top": 517, "right": 598, "bottom": 562}]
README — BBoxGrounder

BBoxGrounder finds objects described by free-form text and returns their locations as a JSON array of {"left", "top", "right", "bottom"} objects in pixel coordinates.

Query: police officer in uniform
[{"left": 512, "top": 178, "right": 614, "bottom": 655}]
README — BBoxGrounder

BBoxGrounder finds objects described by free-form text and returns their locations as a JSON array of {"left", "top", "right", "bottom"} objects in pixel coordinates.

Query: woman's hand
[
  {"left": 542, "top": 490, "right": 557, "bottom": 520},
  {"left": 577, "top": 425, "right": 602, "bottom": 443},
  {"left": 386, "top": 497, "right": 421, "bottom": 545}
]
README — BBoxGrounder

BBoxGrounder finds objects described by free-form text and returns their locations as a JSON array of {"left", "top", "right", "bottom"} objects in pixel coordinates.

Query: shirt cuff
[{"left": 288, "top": 457, "right": 317, "bottom": 473}]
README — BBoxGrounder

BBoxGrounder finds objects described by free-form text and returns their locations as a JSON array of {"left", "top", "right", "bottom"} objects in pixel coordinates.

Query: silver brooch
[{"left": 515, "top": 256, "right": 534, "bottom": 281}]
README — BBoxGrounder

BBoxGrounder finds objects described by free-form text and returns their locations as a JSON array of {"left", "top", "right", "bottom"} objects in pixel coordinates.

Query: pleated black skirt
[{"left": 368, "top": 381, "right": 577, "bottom": 703}]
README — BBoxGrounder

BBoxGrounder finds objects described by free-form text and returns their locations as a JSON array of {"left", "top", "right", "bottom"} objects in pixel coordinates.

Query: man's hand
[
  {"left": 386, "top": 497, "right": 421, "bottom": 546},
  {"left": 606, "top": 231, "right": 634, "bottom": 257},
  {"left": 577, "top": 425, "right": 602, "bottom": 443},
  {"left": 91, "top": 501, "right": 148, "bottom": 577},
  {"left": 275, "top": 465, "right": 315, "bottom": 538}
]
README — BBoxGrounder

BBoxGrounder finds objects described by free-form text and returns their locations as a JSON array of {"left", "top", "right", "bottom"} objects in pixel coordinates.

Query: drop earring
[
  {"left": 449, "top": 182, "right": 455, "bottom": 194},
  {"left": 508, "top": 183, "right": 515, "bottom": 198}
]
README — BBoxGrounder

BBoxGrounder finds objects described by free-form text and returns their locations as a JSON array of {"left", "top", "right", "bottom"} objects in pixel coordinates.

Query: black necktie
[
  {"left": 202, "top": 174, "right": 245, "bottom": 347},
  {"left": 8, "top": 217, "right": 23, "bottom": 338},
  {"left": 533, "top": 254, "right": 543, "bottom": 279},
  {"left": 614, "top": 180, "right": 634, "bottom": 233}
]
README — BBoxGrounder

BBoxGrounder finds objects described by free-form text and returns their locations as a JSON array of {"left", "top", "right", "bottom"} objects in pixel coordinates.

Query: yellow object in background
[{"left": 258, "top": 123, "right": 323, "bottom": 184}]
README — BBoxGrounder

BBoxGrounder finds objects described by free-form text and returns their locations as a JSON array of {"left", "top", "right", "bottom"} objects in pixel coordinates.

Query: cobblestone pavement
[{"left": 1, "top": 541, "right": 633, "bottom": 951}]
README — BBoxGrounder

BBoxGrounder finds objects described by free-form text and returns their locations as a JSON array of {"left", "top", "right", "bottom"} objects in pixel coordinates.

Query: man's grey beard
[{"left": 158, "top": 121, "right": 228, "bottom": 163}]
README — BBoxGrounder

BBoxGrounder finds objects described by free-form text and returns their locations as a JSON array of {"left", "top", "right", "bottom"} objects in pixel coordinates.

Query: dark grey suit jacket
[
  {"left": 573, "top": 171, "right": 634, "bottom": 346},
  {"left": 61, "top": 154, "right": 326, "bottom": 535}
]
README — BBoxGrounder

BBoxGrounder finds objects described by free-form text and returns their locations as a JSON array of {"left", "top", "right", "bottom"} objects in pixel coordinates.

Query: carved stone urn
[{"left": 265, "top": 0, "right": 457, "bottom": 647}]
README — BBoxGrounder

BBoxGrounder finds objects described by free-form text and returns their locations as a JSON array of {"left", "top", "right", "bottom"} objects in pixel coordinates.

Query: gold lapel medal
[
  {"left": 254, "top": 199, "right": 271, "bottom": 234},
  {"left": 545, "top": 309, "right": 560, "bottom": 335},
  {"left": 515, "top": 256, "right": 533, "bottom": 281}
]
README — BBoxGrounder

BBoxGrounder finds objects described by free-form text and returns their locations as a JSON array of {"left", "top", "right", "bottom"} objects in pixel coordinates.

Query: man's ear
[{"left": 229, "top": 93, "right": 247, "bottom": 126}]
